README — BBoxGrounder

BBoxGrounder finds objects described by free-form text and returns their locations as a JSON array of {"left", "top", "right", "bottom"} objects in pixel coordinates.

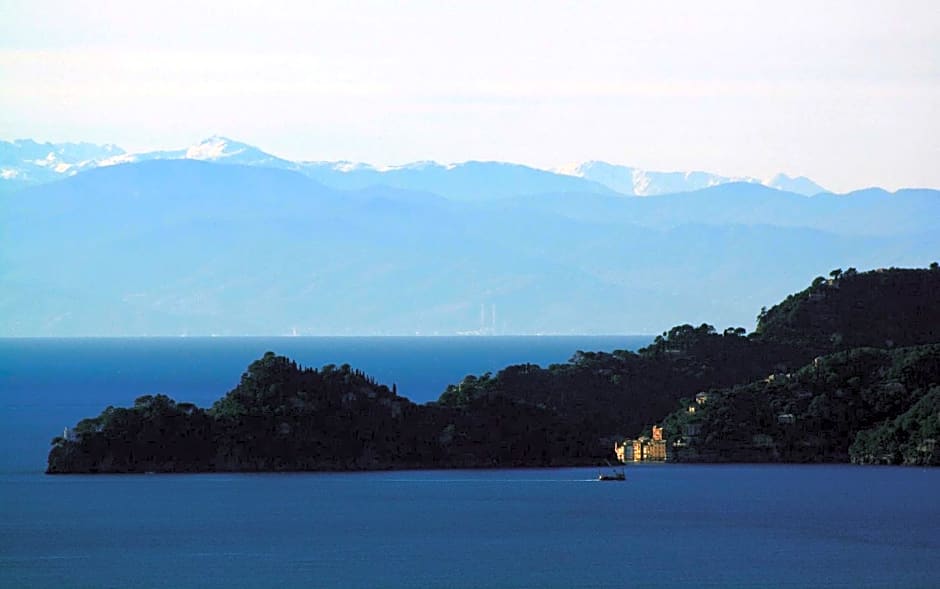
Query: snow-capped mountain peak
[
  {"left": 385, "top": 160, "right": 446, "bottom": 172},
  {"left": 30, "top": 152, "right": 59, "bottom": 167},
  {"left": 765, "top": 173, "right": 827, "bottom": 196},
  {"left": 97, "top": 153, "right": 139, "bottom": 168},
  {"left": 331, "top": 161, "right": 376, "bottom": 173},
  {"left": 184, "top": 136, "right": 248, "bottom": 161},
  {"left": 0, "top": 140, "right": 131, "bottom": 187},
  {"left": 2, "top": 136, "right": 831, "bottom": 197},
  {"left": 556, "top": 161, "right": 824, "bottom": 197}
]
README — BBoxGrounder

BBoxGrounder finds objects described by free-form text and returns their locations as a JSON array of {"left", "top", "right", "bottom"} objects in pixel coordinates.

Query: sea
[{"left": 2, "top": 337, "right": 939, "bottom": 588}]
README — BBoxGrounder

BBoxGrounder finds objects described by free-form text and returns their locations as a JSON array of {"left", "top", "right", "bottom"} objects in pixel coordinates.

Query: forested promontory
[
  {"left": 48, "top": 266, "right": 940, "bottom": 473},
  {"left": 47, "top": 354, "right": 603, "bottom": 473},
  {"left": 440, "top": 267, "right": 940, "bottom": 463}
]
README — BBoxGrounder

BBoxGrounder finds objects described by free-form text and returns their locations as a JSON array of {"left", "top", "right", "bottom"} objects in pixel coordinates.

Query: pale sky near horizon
[{"left": 1, "top": 1, "right": 937, "bottom": 192}]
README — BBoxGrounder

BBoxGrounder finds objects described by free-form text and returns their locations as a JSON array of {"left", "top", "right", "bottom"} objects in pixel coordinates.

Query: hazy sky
[{"left": 1, "top": 1, "right": 937, "bottom": 191}]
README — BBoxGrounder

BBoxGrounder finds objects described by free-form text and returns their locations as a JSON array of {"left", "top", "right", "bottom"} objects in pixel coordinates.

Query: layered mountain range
[
  {"left": 1, "top": 137, "right": 937, "bottom": 336},
  {"left": 1, "top": 136, "right": 826, "bottom": 197},
  {"left": 555, "top": 161, "right": 826, "bottom": 197}
]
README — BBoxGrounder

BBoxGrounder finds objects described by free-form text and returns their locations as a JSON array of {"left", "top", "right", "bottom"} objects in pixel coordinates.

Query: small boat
[{"left": 597, "top": 468, "right": 625, "bottom": 481}]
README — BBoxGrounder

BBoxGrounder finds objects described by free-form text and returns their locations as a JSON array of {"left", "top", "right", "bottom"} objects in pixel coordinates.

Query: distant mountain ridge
[
  {"left": 2, "top": 158, "right": 937, "bottom": 336},
  {"left": 555, "top": 161, "right": 828, "bottom": 196},
  {"left": 1, "top": 136, "right": 831, "bottom": 197},
  {"left": 0, "top": 139, "right": 124, "bottom": 188}
]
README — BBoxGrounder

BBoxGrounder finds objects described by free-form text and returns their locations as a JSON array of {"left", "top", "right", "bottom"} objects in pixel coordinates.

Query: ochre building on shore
[{"left": 615, "top": 425, "right": 667, "bottom": 462}]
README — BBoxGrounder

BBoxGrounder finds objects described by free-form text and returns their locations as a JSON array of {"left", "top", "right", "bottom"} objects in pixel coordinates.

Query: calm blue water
[
  {"left": 2, "top": 466, "right": 938, "bottom": 588},
  {"left": 0, "top": 336, "right": 650, "bottom": 473},
  {"left": 2, "top": 338, "right": 938, "bottom": 588}
]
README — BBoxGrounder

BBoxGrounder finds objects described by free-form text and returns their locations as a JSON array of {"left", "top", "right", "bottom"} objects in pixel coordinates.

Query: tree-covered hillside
[
  {"left": 661, "top": 345, "right": 940, "bottom": 465},
  {"left": 48, "top": 352, "right": 604, "bottom": 473},
  {"left": 47, "top": 353, "right": 426, "bottom": 473},
  {"left": 48, "top": 267, "right": 940, "bottom": 472},
  {"left": 443, "top": 267, "right": 940, "bottom": 443},
  {"left": 755, "top": 266, "right": 940, "bottom": 355}
]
